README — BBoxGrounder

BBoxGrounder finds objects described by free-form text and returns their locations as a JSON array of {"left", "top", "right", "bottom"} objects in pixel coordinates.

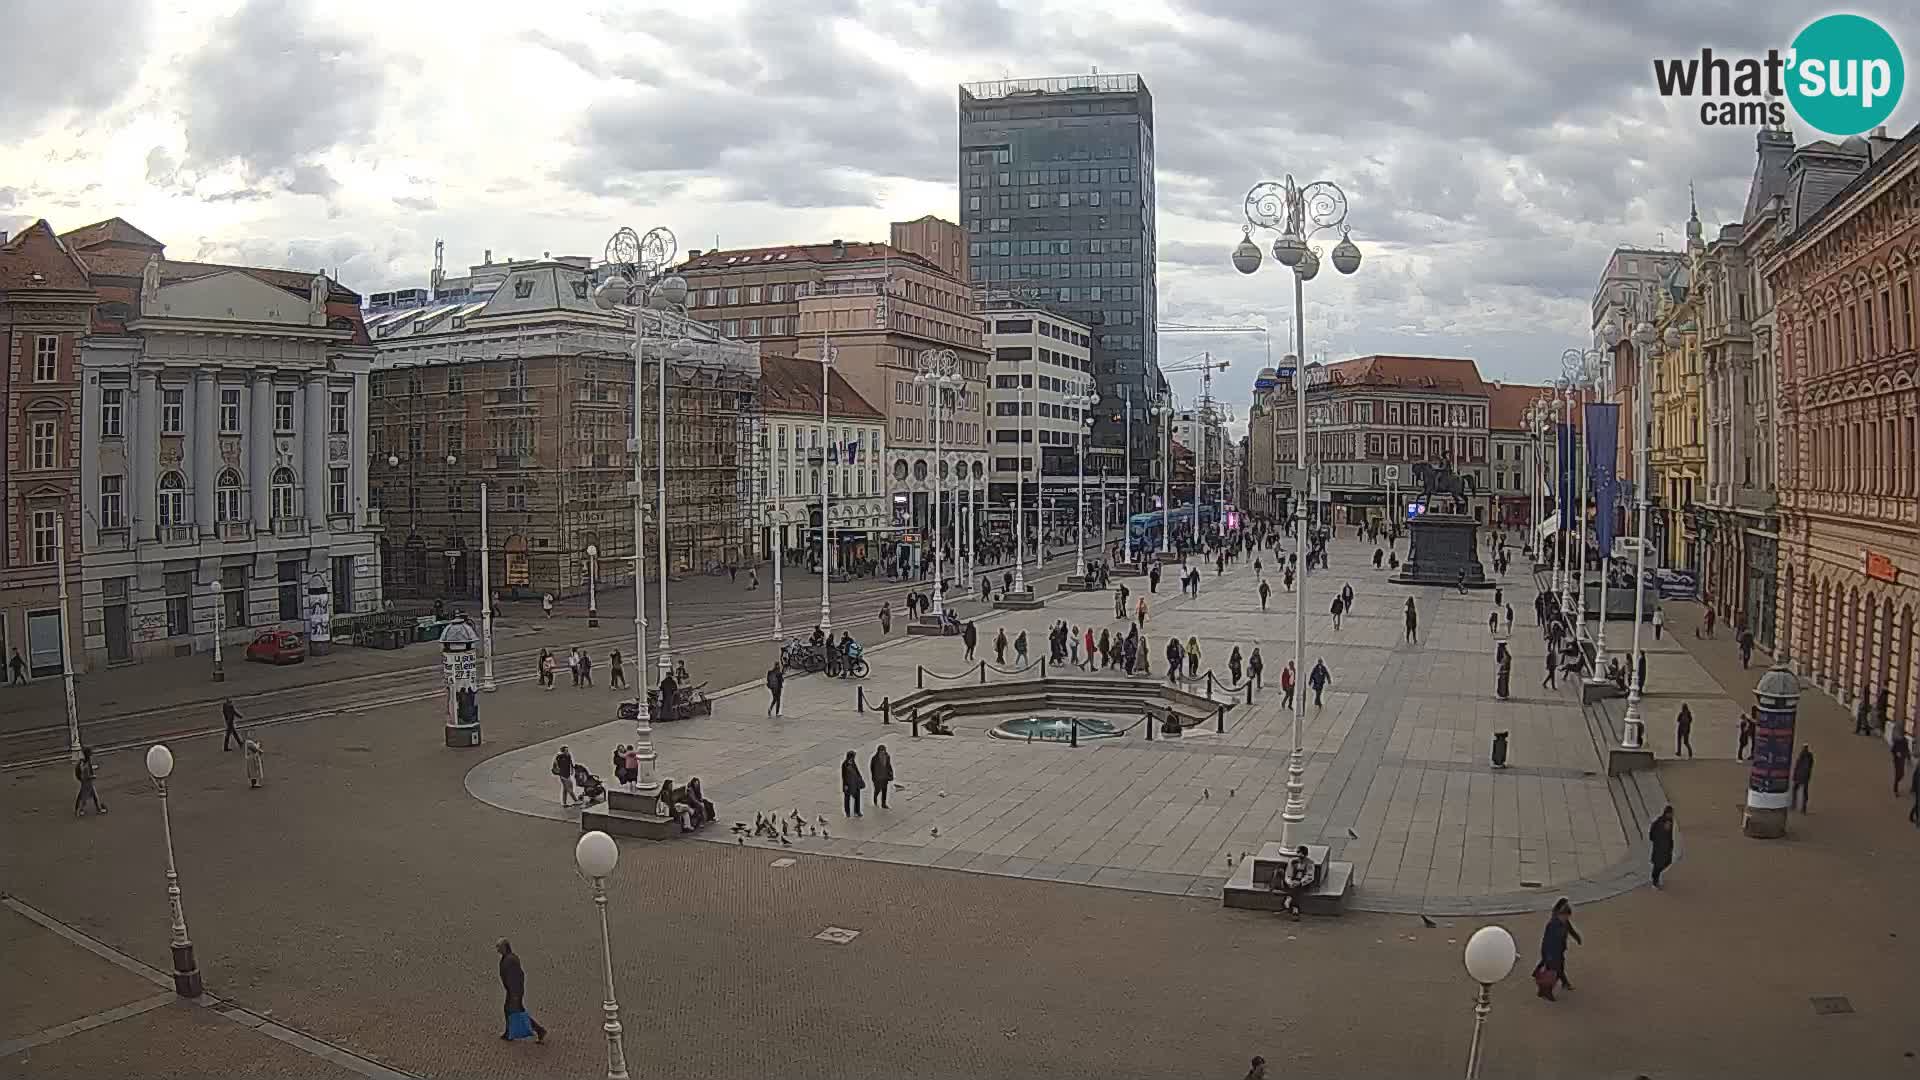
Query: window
[
  {"left": 725, "top": 287, "right": 741, "bottom": 305},
  {"left": 33, "top": 335, "right": 58, "bottom": 382},
  {"left": 329, "top": 467, "right": 348, "bottom": 515},
  {"left": 98, "top": 475, "right": 125, "bottom": 528},
  {"left": 166, "top": 571, "right": 193, "bottom": 636},
  {"left": 448, "top": 367, "right": 464, "bottom": 392},
  {"left": 748, "top": 286, "right": 762, "bottom": 303},
  {"left": 505, "top": 483, "right": 528, "bottom": 511},
  {"left": 217, "top": 387, "right": 242, "bottom": 433},
  {"left": 162, "top": 388, "right": 184, "bottom": 433},
  {"left": 100, "top": 388, "right": 123, "bottom": 436},
  {"left": 330, "top": 390, "right": 350, "bottom": 434},
  {"left": 274, "top": 390, "right": 295, "bottom": 432},
  {"left": 278, "top": 560, "right": 301, "bottom": 622},
  {"left": 221, "top": 565, "right": 247, "bottom": 627},
  {"left": 206, "top": 468, "right": 242, "bottom": 523},
  {"left": 767, "top": 285, "right": 785, "bottom": 303},
  {"left": 270, "top": 467, "right": 297, "bottom": 521},
  {"left": 29, "top": 419, "right": 57, "bottom": 469},
  {"left": 158, "top": 472, "right": 187, "bottom": 526},
  {"left": 29, "top": 508, "right": 57, "bottom": 564}
]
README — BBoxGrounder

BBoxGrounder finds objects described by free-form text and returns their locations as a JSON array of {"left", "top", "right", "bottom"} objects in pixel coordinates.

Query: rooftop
[
  {"left": 0, "top": 220, "right": 93, "bottom": 293},
  {"left": 961, "top": 74, "right": 1144, "bottom": 99},
  {"left": 681, "top": 242, "right": 943, "bottom": 277},
  {"left": 1485, "top": 382, "right": 1559, "bottom": 431},
  {"left": 760, "top": 354, "right": 884, "bottom": 421},
  {"left": 1318, "top": 355, "right": 1489, "bottom": 394}
]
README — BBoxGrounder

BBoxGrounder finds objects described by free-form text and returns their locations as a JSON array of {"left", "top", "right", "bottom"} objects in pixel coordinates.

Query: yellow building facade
[{"left": 1649, "top": 204, "right": 1710, "bottom": 570}]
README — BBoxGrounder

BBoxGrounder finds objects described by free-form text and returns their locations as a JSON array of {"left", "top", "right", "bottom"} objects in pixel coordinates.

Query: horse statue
[{"left": 1412, "top": 460, "right": 1471, "bottom": 508}]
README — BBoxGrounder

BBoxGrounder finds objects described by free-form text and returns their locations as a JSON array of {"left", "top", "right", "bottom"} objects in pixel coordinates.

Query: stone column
[
  {"left": 303, "top": 374, "right": 327, "bottom": 525},
  {"left": 349, "top": 373, "right": 369, "bottom": 530},
  {"left": 135, "top": 370, "right": 160, "bottom": 540},
  {"left": 193, "top": 371, "right": 216, "bottom": 535},
  {"left": 250, "top": 373, "right": 274, "bottom": 526}
]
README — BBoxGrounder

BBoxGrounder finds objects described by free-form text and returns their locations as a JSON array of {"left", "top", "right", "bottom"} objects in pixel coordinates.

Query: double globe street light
[
  {"left": 1072, "top": 384, "right": 1100, "bottom": 581},
  {"left": 1233, "top": 174, "right": 1361, "bottom": 853},
  {"left": 914, "top": 348, "right": 962, "bottom": 620}
]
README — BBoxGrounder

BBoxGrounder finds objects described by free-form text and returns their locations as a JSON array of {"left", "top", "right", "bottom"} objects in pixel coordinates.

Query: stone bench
[
  {"left": 1222, "top": 842, "right": 1355, "bottom": 915},
  {"left": 580, "top": 785, "right": 678, "bottom": 841},
  {"left": 906, "top": 616, "right": 965, "bottom": 637},
  {"left": 991, "top": 588, "right": 1048, "bottom": 610},
  {"left": 1056, "top": 575, "right": 1103, "bottom": 593}
]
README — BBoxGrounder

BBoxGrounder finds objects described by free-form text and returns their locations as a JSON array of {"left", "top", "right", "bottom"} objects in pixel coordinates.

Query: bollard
[
  {"left": 1146, "top": 711, "right": 1155, "bottom": 741},
  {"left": 1246, "top": 681, "right": 1254, "bottom": 705},
  {"left": 918, "top": 666, "right": 925, "bottom": 690},
  {"left": 1217, "top": 704, "right": 1225, "bottom": 733},
  {"left": 857, "top": 686, "right": 866, "bottom": 713},
  {"left": 1207, "top": 672, "right": 1216, "bottom": 697},
  {"left": 1041, "top": 658, "right": 1048, "bottom": 679},
  {"left": 979, "top": 661, "right": 986, "bottom": 685},
  {"left": 910, "top": 710, "right": 921, "bottom": 738},
  {"left": 1070, "top": 717, "right": 1079, "bottom": 747},
  {"left": 881, "top": 697, "right": 891, "bottom": 724}
]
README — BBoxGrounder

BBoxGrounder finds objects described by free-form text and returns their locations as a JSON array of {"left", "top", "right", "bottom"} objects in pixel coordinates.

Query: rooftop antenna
[{"left": 431, "top": 238, "right": 445, "bottom": 300}]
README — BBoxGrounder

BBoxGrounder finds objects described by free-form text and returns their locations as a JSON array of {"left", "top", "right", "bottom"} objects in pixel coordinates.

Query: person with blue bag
[{"left": 496, "top": 939, "right": 547, "bottom": 1043}]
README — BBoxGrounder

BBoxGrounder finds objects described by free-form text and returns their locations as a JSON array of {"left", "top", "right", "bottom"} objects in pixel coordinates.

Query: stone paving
[{"left": 466, "top": 534, "right": 1721, "bottom": 913}]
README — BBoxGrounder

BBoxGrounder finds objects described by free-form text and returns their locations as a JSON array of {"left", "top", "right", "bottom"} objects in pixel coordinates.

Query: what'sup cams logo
[{"left": 1653, "top": 14, "right": 1904, "bottom": 135}]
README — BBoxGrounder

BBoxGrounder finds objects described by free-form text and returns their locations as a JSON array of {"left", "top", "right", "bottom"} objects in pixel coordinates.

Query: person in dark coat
[
  {"left": 840, "top": 750, "right": 866, "bottom": 817},
  {"left": 1404, "top": 598, "right": 1418, "bottom": 644},
  {"left": 1855, "top": 697, "right": 1874, "bottom": 735},
  {"left": 1535, "top": 898, "right": 1581, "bottom": 1000},
  {"left": 1736, "top": 711, "right": 1754, "bottom": 760},
  {"left": 220, "top": 698, "right": 245, "bottom": 751},
  {"left": 1649, "top": 805, "right": 1675, "bottom": 888},
  {"left": 1636, "top": 651, "right": 1647, "bottom": 693},
  {"left": 1329, "top": 595, "right": 1345, "bottom": 630},
  {"left": 1675, "top": 704, "right": 1694, "bottom": 758},
  {"left": 1165, "top": 637, "right": 1183, "bottom": 682},
  {"left": 1229, "top": 646, "right": 1244, "bottom": 686},
  {"left": 1495, "top": 648, "right": 1512, "bottom": 700},
  {"left": 994, "top": 628, "right": 1008, "bottom": 665},
  {"left": 1791, "top": 745, "right": 1814, "bottom": 811},
  {"left": 1308, "top": 659, "right": 1330, "bottom": 708},
  {"left": 962, "top": 621, "right": 978, "bottom": 661},
  {"left": 496, "top": 939, "right": 547, "bottom": 1042},
  {"left": 766, "top": 663, "right": 784, "bottom": 717},
  {"left": 870, "top": 745, "right": 894, "bottom": 809},
  {"left": 1893, "top": 732, "right": 1911, "bottom": 797},
  {"left": 1248, "top": 648, "right": 1264, "bottom": 689}
]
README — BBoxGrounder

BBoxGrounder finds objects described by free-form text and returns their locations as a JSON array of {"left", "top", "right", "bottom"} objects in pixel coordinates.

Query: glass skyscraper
[{"left": 958, "top": 75, "right": 1159, "bottom": 473}]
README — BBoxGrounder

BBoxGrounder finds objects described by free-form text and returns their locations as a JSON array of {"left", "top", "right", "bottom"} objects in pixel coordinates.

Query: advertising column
[
  {"left": 441, "top": 615, "right": 481, "bottom": 747},
  {"left": 1743, "top": 657, "right": 1801, "bottom": 839}
]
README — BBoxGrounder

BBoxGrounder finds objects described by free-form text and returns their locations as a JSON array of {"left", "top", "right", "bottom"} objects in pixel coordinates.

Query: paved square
[{"left": 469, "top": 536, "right": 1696, "bottom": 913}]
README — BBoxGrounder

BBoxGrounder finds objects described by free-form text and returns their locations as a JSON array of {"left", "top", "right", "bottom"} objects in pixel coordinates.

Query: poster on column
[
  {"left": 1748, "top": 702, "right": 1796, "bottom": 800},
  {"left": 305, "top": 585, "right": 333, "bottom": 645}
]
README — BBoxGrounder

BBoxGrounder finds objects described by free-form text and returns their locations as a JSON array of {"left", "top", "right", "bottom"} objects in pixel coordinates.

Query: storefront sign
[{"left": 1865, "top": 550, "right": 1899, "bottom": 584}]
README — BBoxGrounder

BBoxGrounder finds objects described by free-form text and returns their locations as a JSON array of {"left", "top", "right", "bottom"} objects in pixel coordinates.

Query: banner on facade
[{"left": 1584, "top": 403, "right": 1620, "bottom": 559}]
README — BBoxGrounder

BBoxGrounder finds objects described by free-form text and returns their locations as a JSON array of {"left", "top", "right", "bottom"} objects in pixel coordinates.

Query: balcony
[
  {"left": 162, "top": 525, "right": 197, "bottom": 546},
  {"left": 272, "top": 518, "right": 309, "bottom": 539},
  {"left": 219, "top": 521, "right": 253, "bottom": 541}
]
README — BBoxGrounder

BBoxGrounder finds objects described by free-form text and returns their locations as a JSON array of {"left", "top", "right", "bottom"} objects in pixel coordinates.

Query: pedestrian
[
  {"left": 1341, "top": 582, "right": 1354, "bottom": 615},
  {"left": 1229, "top": 646, "right": 1243, "bottom": 686},
  {"left": 577, "top": 650, "right": 593, "bottom": 687},
  {"left": 1114, "top": 586, "right": 1127, "bottom": 621},
  {"left": 1281, "top": 660, "right": 1296, "bottom": 709},
  {"left": 1083, "top": 627, "right": 1095, "bottom": 670},
  {"left": 1488, "top": 610, "right": 1499, "bottom": 635},
  {"left": 542, "top": 592, "right": 554, "bottom": 619},
  {"left": 538, "top": 650, "right": 554, "bottom": 690},
  {"left": 1249, "top": 647, "right": 1264, "bottom": 690},
  {"left": 1534, "top": 898, "right": 1581, "bottom": 1000},
  {"left": 1541, "top": 648, "right": 1557, "bottom": 690},
  {"left": 1259, "top": 580, "right": 1271, "bottom": 611},
  {"left": 963, "top": 620, "right": 978, "bottom": 661},
  {"left": 7, "top": 648, "right": 24, "bottom": 685},
  {"left": 496, "top": 939, "right": 547, "bottom": 1043},
  {"left": 995, "top": 628, "right": 1008, "bottom": 665},
  {"left": 1675, "top": 704, "right": 1694, "bottom": 757},
  {"left": 1636, "top": 651, "right": 1647, "bottom": 694},
  {"left": 1649, "top": 805, "right": 1675, "bottom": 888},
  {"left": 1308, "top": 658, "right": 1330, "bottom": 708},
  {"left": 880, "top": 602, "right": 892, "bottom": 636},
  {"left": 1246, "top": 1054, "right": 1268, "bottom": 1080},
  {"left": 1165, "top": 637, "right": 1183, "bottom": 682},
  {"left": 766, "top": 663, "right": 784, "bottom": 716},
  {"left": 1496, "top": 647, "right": 1512, "bottom": 700},
  {"left": 1652, "top": 607, "right": 1664, "bottom": 640},
  {"left": 1137, "top": 597, "right": 1149, "bottom": 624},
  {"left": 1494, "top": 585, "right": 1503, "bottom": 608},
  {"left": 1736, "top": 711, "right": 1753, "bottom": 760},
  {"left": 610, "top": 650, "right": 626, "bottom": 690},
  {"left": 1703, "top": 606, "right": 1715, "bottom": 638},
  {"left": 568, "top": 647, "right": 581, "bottom": 688},
  {"left": 1014, "top": 630, "right": 1029, "bottom": 666},
  {"left": 1856, "top": 696, "right": 1874, "bottom": 735},
  {"left": 1373, "top": 548, "right": 1383, "bottom": 569},
  {"left": 553, "top": 746, "right": 575, "bottom": 806},
  {"left": 1894, "top": 731, "right": 1911, "bottom": 796},
  {"left": 1505, "top": 604, "right": 1514, "bottom": 634},
  {"left": 1329, "top": 595, "right": 1344, "bottom": 629},
  {"left": 236, "top": 730, "right": 265, "bottom": 788},
  {"left": 747, "top": 567, "right": 758, "bottom": 590},
  {"left": 1283, "top": 567, "right": 1295, "bottom": 592},
  {"left": 1186, "top": 636, "right": 1201, "bottom": 679},
  {"left": 1404, "top": 598, "right": 1418, "bottom": 644},
  {"left": 222, "top": 697, "right": 244, "bottom": 751},
  {"left": 870, "top": 744, "right": 894, "bottom": 809},
  {"left": 1738, "top": 629, "right": 1754, "bottom": 669},
  {"left": 73, "top": 747, "right": 106, "bottom": 816},
  {"left": 841, "top": 750, "right": 866, "bottom": 817},
  {"left": 1069, "top": 626, "right": 1082, "bottom": 667},
  {"left": 1791, "top": 745, "right": 1814, "bottom": 811}
]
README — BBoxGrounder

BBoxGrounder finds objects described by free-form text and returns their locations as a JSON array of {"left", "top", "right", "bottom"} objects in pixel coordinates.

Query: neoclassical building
[
  {"left": 1648, "top": 218, "right": 1705, "bottom": 573},
  {"left": 1770, "top": 126, "right": 1920, "bottom": 732}
]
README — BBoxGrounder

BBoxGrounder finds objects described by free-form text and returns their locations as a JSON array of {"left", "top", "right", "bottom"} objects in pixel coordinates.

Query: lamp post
[
  {"left": 817, "top": 335, "right": 836, "bottom": 633},
  {"left": 1461, "top": 925, "right": 1518, "bottom": 1079},
  {"left": 1554, "top": 375, "right": 1576, "bottom": 621},
  {"left": 1153, "top": 396, "right": 1174, "bottom": 554},
  {"left": 915, "top": 348, "right": 961, "bottom": 618},
  {"left": 478, "top": 482, "right": 497, "bottom": 692},
  {"left": 594, "top": 224, "right": 685, "bottom": 788},
  {"left": 1073, "top": 384, "right": 1100, "bottom": 580},
  {"left": 1620, "top": 322, "right": 1665, "bottom": 751},
  {"left": 143, "top": 744, "right": 203, "bottom": 998},
  {"left": 1013, "top": 346, "right": 1032, "bottom": 595},
  {"left": 1121, "top": 383, "right": 1134, "bottom": 561},
  {"left": 54, "top": 515, "right": 81, "bottom": 760},
  {"left": 208, "top": 579, "right": 225, "bottom": 683},
  {"left": 1234, "top": 173, "right": 1362, "bottom": 852},
  {"left": 574, "top": 831, "right": 630, "bottom": 1080},
  {"left": 1563, "top": 346, "right": 1605, "bottom": 662},
  {"left": 768, "top": 507, "right": 788, "bottom": 641},
  {"left": 585, "top": 544, "right": 599, "bottom": 628}
]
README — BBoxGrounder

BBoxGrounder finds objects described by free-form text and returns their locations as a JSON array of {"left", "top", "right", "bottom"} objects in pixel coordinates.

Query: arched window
[
  {"left": 157, "top": 471, "right": 187, "bottom": 526},
  {"left": 270, "top": 467, "right": 297, "bottom": 521},
  {"left": 215, "top": 468, "right": 244, "bottom": 522}
]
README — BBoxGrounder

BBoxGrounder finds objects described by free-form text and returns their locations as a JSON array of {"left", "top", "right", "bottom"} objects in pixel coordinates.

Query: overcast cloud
[{"left": 4, "top": 0, "right": 1915, "bottom": 433}]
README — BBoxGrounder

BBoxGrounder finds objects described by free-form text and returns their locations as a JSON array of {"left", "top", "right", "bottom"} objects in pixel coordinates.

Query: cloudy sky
[{"left": 5, "top": 0, "right": 1915, "bottom": 432}]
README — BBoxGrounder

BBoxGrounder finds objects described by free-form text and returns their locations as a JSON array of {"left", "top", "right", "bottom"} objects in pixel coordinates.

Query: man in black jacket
[{"left": 496, "top": 939, "right": 546, "bottom": 1042}]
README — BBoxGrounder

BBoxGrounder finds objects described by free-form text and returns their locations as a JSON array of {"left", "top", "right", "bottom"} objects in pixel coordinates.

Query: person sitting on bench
[{"left": 1272, "top": 845, "right": 1317, "bottom": 918}]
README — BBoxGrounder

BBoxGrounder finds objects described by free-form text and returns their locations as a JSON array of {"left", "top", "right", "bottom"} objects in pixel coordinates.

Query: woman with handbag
[{"left": 1535, "top": 897, "right": 1581, "bottom": 1000}]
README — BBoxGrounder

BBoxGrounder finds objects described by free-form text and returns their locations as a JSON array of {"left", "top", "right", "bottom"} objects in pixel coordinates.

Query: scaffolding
[{"left": 367, "top": 308, "right": 760, "bottom": 602}]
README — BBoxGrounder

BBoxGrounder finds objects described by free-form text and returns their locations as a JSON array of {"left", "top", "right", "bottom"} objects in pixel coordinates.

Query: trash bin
[{"left": 1491, "top": 731, "right": 1510, "bottom": 769}]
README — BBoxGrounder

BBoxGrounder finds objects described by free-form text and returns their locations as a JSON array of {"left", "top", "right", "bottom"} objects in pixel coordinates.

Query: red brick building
[
  {"left": 1771, "top": 126, "right": 1920, "bottom": 732},
  {"left": 1, "top": 222, "right": 93, "bottom": 678}
]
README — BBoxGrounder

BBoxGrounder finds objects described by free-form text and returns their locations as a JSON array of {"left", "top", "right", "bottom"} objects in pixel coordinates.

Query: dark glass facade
[{"left": 958, "top": 75, "right": 1159, "bottom": 471}]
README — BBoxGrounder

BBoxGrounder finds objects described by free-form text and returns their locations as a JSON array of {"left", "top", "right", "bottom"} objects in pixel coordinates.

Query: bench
[
  {"left": 580, "top": 785, "right": 678, "bottom": 841},
  {"left": 1222, "top": 842, "right": 1355, "bottom": 915},
  {"left": 906, "top": 615, "right": 965, "bottom": 637},
  {"left": 990, "top": 588, "right": 1048, "bottom": 611}
]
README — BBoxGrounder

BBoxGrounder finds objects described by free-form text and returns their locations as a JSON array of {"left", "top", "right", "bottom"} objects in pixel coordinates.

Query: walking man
[
  {"left": 610, "top": 650, "right": 626, "bottom": 690},
  {"left": 870, "top": 744, "right": 894, "bottom": 809},
  {"left": 496, "top": 939, "right": 547, "bottom": 1043},
  {"left": 1541, "top": 649, "right": 1557, "bottom": 690},
  {"left": 73, "top": 747, "right": 106, "bottom": 816},
  {"left": 1280, "top": 661, "right": 1295, "bottom": 710},
  {"left": 1259, "top": 580, "right": 1271, "bottom": 611},
  {"left": 1675, "top": 704, "right": 1694, "bottom": 758},
  {"left": 222, "top": 698, "right": 244, "bottom": 751},
  {"left": 1791, "top": 745, "right": 1814, "bottom": 812},
  {"left": 1404, "top": 597, "right": 1419, "bottom": 644},
  {"left": 1736, "top": 711, "right": 1753, "bottom": 761},
  {"left": 841, "top": 750, "right": 866, "bottom": 817},
  {"left": 8, "top": 648, "right": 25, "bottom": 685},
  {"left": 1329, "top": 595, "right": 1345, "bottom": 630},
  {"left": 1652, "top": 607, "right": 1664, "bottom": 640},
  {"left": 766, "top": 663, "right": 784, "bottom": 717},
  {"left": 1648, "top": 805, "right": 1675, "bottom": 888},
  {"left": 1738, "top": 628, "right": 1755, "bottom": 669},
  {"left": 1308, "top": 658, "right": 1330, "bottom": 709},
  {"left": 994, "top": 628, "right": 1008, "bottom": 665},
  {"left": 1894, "top": 730, "right": 1911, "bottom": 796},
  {"left": 553, "top": 746, "right": 575, "bottom": 806},
  {"left": 963, "top": 621, "right": 978, "bottom": 661}
]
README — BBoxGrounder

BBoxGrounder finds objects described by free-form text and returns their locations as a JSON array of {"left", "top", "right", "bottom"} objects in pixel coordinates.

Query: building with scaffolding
[{"left": 364, "top": 252, "right": 760, "bottom": 604}]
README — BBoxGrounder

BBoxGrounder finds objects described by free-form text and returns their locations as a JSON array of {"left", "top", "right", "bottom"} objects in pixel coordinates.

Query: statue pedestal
[{"left": 1389, "top": 512, "right": 1492, "bottom": 589}]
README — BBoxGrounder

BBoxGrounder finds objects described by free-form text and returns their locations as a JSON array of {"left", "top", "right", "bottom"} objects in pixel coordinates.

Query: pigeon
[
  {"left": 1229, "top": 788, "right": 1236, "bottom": 797},
  {"left": 737, "top": 836, "right": 745, "bottom": 845},
  {"left": 1347, "top": 828, "right": 1359, "bottom": 839},
  {"left": 930, "top": 826, "right": 940, "bottom": 838},
  {"left": 779, "top": 834, "right": 791, "bottom": 847},
  {"left": 821, "top": 827, "right": 830, "bottom": 840},
  {"left": 1420, "top": 915, "right": 1437, "bottom": 929},
  {"left": 1203, "top": 788, "right": 1210, "bottom": 799}
]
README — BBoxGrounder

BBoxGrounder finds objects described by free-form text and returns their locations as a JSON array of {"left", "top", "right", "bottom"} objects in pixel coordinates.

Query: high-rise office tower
[{"left": 958, "top": 74, "right": 1158, "bottom": 483}]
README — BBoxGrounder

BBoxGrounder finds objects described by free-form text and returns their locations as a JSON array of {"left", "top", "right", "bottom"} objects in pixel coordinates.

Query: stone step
[
  {"left": 1222, "top": 848, "right": 1355, "bottom": 915},
  {"left": 580, "top": 805, "right": 677, "bottom": 841}
]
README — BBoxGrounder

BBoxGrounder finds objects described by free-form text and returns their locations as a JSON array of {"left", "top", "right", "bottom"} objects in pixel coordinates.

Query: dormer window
[{"left": 513, "top": 278, "right": 535, "bottom": 299}]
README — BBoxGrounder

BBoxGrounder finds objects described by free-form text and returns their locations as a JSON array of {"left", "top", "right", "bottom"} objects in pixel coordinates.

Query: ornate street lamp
[
  {"left": 914, "top": 349, "right": 962, "bottom": 619},
  {"left": 574, "top": 831, "right": 630, "bottom": 1079},
  {"left": 144, "top": 744, "right": 203, "bottom": 997}
]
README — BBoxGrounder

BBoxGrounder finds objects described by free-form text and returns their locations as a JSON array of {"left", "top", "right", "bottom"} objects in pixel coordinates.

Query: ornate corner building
[{"left": 1769, "top": 125, "right": 1920, "bottom": 731}]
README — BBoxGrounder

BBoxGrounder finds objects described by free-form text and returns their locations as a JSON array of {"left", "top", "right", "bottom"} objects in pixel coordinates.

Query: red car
[{"left": 244, "top": 629, "right": 306, "bottom": 665}]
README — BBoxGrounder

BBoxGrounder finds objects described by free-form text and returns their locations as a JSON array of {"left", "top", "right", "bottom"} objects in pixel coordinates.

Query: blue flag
[
  {"left": 1557, "top": 421, "right": 1574, "bottom": 531},
  {"left": 1584, "top": 404, "right": 1620, "bottom": 560}
]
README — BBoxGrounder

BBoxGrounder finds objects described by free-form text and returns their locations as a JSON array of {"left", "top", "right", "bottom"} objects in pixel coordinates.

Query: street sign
[
  {"left": 1277, "top": 366, "right": 1297, "bottom": 379},
  {"left": 1384, "top": 465, "right": 1399, "bottom": 481}
]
